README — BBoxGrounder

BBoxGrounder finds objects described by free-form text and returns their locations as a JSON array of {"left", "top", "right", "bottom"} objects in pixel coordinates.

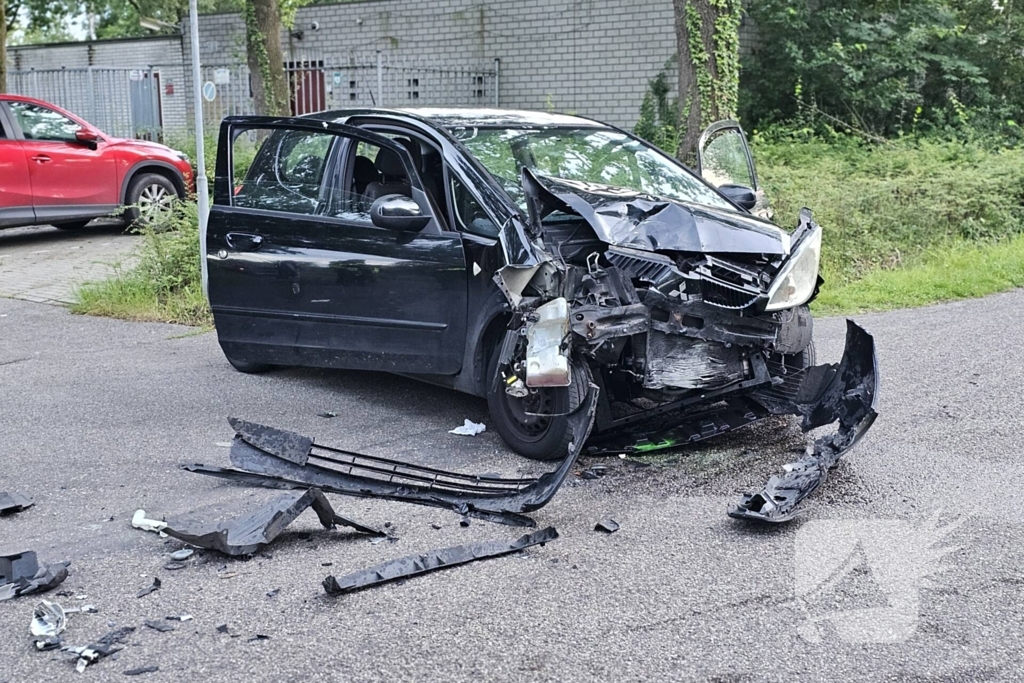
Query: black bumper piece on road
[
  {"left": 186, "top": 385, "right": 598, "bottom": 528},
  {"left": 729, "top": 320, "right": 880, "bottom": 523}
]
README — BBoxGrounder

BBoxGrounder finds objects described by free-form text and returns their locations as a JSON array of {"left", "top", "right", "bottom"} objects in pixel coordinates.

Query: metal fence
[
  {"left": 201, "top": 52, "right": 500, "bottom": 132},
  {"left": 10, "top": 52, "right": 499, "bottom": 142},
  {"left": 8, "top": 67, "right": 162, "bottom": 140}
]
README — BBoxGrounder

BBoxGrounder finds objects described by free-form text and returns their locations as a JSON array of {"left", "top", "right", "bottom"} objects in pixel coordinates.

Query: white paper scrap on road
[{"left": 449, "top": 419, "right": 487, "bottom": 436}]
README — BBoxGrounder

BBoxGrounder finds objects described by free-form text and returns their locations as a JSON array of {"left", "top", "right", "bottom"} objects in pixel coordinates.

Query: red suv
[{"left": 0, "top": 94, "right": 193, "bottom": 231}]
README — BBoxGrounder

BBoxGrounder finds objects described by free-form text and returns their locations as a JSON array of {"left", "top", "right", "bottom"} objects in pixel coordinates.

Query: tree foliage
[{"left": 741, "top": 0, "right": 1024, "bottom": 137}]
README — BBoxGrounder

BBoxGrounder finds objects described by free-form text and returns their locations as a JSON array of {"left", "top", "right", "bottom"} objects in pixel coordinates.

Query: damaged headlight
[{"left": 764, "top": 225, "right": 821, "bottom": 311}]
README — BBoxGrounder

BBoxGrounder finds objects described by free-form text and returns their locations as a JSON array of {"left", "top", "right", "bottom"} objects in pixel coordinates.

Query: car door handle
[
  {"left": 31, "top": 155, "right": 52, "bottom": 164},
  {"left": 225, "top": 232, "right": 264, "bottom": 251}
]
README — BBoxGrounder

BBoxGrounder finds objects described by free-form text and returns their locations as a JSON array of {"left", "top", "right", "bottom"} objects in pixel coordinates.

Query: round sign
[{"left": 202, "top": 81, "right": 217, "bottom": 101}]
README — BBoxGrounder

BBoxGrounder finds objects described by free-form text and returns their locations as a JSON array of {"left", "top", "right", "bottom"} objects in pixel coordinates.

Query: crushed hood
[{"left": 522, "top": 168, "right": 790, "bottom": 257}]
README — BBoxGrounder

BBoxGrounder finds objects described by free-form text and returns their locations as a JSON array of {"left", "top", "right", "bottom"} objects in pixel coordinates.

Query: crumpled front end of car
[{"left": 492, "top": 170, "right": 879, "bottom": 523}]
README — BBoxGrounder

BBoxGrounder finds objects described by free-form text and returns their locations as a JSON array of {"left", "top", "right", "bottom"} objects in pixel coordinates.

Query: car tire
[
  {"left": 224, "top": 353, "right": 273, "bottom": 374},
  {"left": 55, "top": 220, "right": 92, "bottom": 230},
  {"left": 487, "top": 347, "right": 592, "bottom": 461},
  {"left": 125, "top": 173, "right": 179, "bottom": 227}
]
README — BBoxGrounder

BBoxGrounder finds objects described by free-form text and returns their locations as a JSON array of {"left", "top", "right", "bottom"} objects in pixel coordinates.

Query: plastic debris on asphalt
[
  {"left": 160, "top": 487, "right": 383, "bottom": 556},
  {"left": 0, "top": 551, "right": 70, "bottom": 601},
  {"left": 62, "top": 626, "right": 135, "bottom": 673},
  {"left": 136, "top": 577, "right": 161, "bottom": 598},
  {"left": 324, "top": 527, "right": 558, "bottom": 595},
  {"left": 131, "top": 510, "right": 167, "bottom": 535},
  {"left": 448, "top": 419, "right": 487, "bottom": 436},
  {"left": 124, "top": 666, "right": 160, "bottom": 676},
  {"left": 0, "top": 491, "right": 34, "bottom": 515}
]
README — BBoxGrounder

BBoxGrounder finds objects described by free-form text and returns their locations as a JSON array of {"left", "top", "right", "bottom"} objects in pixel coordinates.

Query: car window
[
  {"left": 232, "top": 128, "right": 336, "bottom": 215},
  {"left": 324, "top": 139, "right": 389, "bottom": 223},
  {"left": 8, "top": 102, "right": 81, "bottom": 142},
  {"left": 450, "top": 174, "right": 498, "bottom": 237},
  {"left": 700, "top": 128, "right": 755, "bottom": 189},
  {"left": 451, "top": 126, "right": 733, "bottom": 211}
]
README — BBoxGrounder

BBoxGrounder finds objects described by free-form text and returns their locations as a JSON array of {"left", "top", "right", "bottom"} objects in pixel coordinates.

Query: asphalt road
[{"left": 1, "top": 291, "right": 1022, "bottom": 681}]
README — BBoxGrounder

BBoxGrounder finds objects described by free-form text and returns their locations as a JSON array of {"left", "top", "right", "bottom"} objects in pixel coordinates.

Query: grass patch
[
  {"left": 813, "top": 233, "right": 1024, "bottom": 314},
  {"left": 754, "top": 135, "right": 1024, "bottom": 287},
  {"left": 72, "top": 202, "right": 212, "bottom": 327}
]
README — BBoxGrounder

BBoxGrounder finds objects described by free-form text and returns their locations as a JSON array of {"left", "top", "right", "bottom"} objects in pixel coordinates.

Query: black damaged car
[{"left": 206, "top": 109, "right": 878, "bottom": 522}]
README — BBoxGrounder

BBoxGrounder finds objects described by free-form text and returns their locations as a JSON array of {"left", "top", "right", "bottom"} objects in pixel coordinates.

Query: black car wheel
[
  {"left": 125, "top": 173, "right": 179, "bottom": 227},
  {"left": 224, "top": 353, "right": 273, "bottom": 374},
  {"left": 487, "top": 349, "right": 591, "bottom": 461}
]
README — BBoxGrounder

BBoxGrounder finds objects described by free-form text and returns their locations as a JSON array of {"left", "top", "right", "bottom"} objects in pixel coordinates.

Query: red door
[
  {"left": 6, "top": 100, "right": 119, "bottom": 222},
  {"left": 0, "top": 109, "right": 35, "bottom": 227},
  {"left": 287, "top": 61, "right": 326, "bottom": 115}
]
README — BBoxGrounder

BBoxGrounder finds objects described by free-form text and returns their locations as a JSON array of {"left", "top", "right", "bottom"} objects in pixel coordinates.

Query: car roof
[
  {"left": 307, "top": 107, "right": 608, "bottom": 130},
  {"left": 0, "top": 94, "right": 54, "bottom": 106}
]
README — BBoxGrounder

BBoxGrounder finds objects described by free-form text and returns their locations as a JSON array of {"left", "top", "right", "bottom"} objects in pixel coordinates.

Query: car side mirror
[
  {"left": 718, "top": 184, "right": 757, "bottom": 211},
  {"left": 75, "top": 129, "right": 99, "bottom": 149},
  {"left": 370, "top": 195, "right": 430, "bottom": 232}
]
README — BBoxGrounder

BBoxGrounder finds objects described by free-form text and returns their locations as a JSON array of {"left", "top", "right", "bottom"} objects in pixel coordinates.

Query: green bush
[
  {"left": 754, "top": 134, "right": 1024, "bottom": 286},
  {"left": 73, "top": 201, "right": 211, "bottom": 326},
  {"left": 741, "top": 0, "right": 1024, "bottom": 137}
]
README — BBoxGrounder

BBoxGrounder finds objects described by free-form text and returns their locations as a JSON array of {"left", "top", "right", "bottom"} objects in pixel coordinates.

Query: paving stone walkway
[{"left": 0, "top": 221, "right": 140, "bottom": 305}]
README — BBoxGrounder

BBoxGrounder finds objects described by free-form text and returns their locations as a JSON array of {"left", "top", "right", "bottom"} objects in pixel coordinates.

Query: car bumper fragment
[
  {"left": 162, "top": 487, "right": 383, "bottom": 556},
  {"left": 322, "top": 526, "right": 558, "bottom": 596},
  {"left": 185, "top": 386, "right": 598, "bottom": 528},
  {"left": 728, "top": 320, "right": 879, "bottom": 522}
]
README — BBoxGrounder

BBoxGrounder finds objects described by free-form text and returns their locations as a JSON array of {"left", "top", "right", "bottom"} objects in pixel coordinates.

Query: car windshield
[{"left": 449, "top": 126, "right": 732, "bottom": 210}]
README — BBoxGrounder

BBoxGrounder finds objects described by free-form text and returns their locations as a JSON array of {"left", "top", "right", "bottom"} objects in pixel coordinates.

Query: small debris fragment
[
  {"left": 30, "top": 600, "right": 67, "bottom": 637},
  {"left": 144, "top": 619, "right": 174, "bottom": 633},
  {"left": 581, "top": 465, "right": 608, "bottom": 480},
  {"left": 594, "top": 519, "right": 620, "bottom": 534},
  {"left": 448, "top": 419, "right": 486, "bottom": 436},
  {"left": 136, "top": 577, "right": 161, "bottom": 598},
  {"left": 317, "top": 411, "right": 337, "bottom": 418},
  {"left": 324, "top": 527, "right": 558, "bottom": 595},
  {"left": 0, "top": 491, "right": 34, "bottom": 515},
  {"left": 431, "top": 523, "right": 442, "bottom": 530},
  {"left": 459, "top": 517, "right": 471, "bottom": 528},
  {"left": 162, "top": 562, "right": 187, "bottom": 571},
  {"left": 321, "top": 562, "right": 332, "bottom": 567},
  {"left": 165, "top": 614, "right": 192, "bottom": 622},
  {"left": 169, "top": 549, "right": 193, "bottom": 561},
  {"left": 216, "top": 624, "right": 230, "bottom": 634},
  {"left": 266, "top": 588, "right": 279, "bottom": 598},
  {"left": 247, "top": 634, "right": 270, "bottom": 642},
  {"left": 35, "top": 635, "right": 63, "bottom": 651},
  {"left": 0, "top": 551, "right": 70, "bottom": 601},
  {"left": 218, "top": 572, "right": 238, "bottom": 580},
  {"left": 123, "top": 665, "right": 159, "bottom": 676},
  {"left": 63, "top": 626, "right": 135, "bottom": 673},
  {"left": 131, "top": 510, "right": 167, "bottom": 535}
]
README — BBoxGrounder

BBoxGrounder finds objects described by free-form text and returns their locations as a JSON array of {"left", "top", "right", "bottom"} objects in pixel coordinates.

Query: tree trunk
[
  {"left": 1, "top": 0, "right": 7, "bottom": 94},
  {"left": 244, "top": 0, "right": 290, "bottom": 116},
  {"left": 672, "top": 0, "right": 742, "bottom": 165}
]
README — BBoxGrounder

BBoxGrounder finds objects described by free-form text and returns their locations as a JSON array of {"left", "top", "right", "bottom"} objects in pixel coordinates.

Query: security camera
[{"left": 310, "top": 21, "right": 320, "bottom": 31}]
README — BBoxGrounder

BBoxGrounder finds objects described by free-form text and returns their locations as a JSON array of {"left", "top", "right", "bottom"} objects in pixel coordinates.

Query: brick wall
[
  {"left": 7, "top": 1, "right": 760, "bottom": 138},
  {"left": 181, "top": 0, "right": 679, "bottom": 129}
]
